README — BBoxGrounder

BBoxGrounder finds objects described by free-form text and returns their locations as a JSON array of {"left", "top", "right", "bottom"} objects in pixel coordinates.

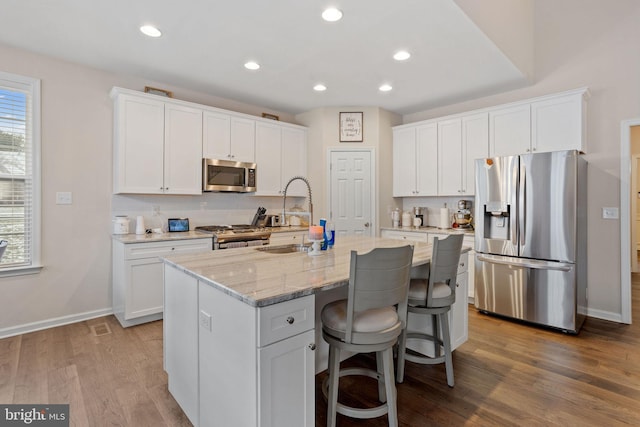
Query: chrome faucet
[{"left": 282, "top": 176, "right": 313, "bottom": 226}]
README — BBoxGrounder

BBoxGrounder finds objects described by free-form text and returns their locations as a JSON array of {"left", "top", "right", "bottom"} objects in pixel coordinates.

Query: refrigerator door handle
[
  {"left": 477, "top": 254, "right": 573, "bottom": 272},
  {"left": 519, "top": 161, "right": 526, "bottom": 249}
]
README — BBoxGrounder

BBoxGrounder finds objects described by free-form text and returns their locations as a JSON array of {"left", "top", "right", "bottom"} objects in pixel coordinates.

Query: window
[{"left": 0, "top": 71, "right": 41, "bottom": 275}]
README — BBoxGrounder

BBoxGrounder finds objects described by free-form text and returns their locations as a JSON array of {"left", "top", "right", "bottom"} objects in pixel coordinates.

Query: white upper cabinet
[
  {"left": 393, "top": 88, "right": 588, "bottom": 198},
  {"left": 112, "top": 90, "right": 202, "bottom": 195},
  {"left": 254, "top": 122, "right": 307, "bottom": 197},
  {"left": 437, "top": 114, "right": 488, "bottom": 196},
  {"left": 489, "top": 104, "right": 531, "bottom": 157},
  {"left": 437, "top": 118, "right": 463, "bottom": 196},
  {"left": 531, "top": 91, "right": 588, "bottom": 153},
  {"left": 163, "top": 104, "right": 203, "bottom": 195},
  {"left": 203, "top": 111, "right": 255, "bottom": 163},
  {"left": 393, "top": 124, "right": 437, "bottom": 197},
  {"left": 462, "top": 113, "right": 489, "bottom": 196},
  {"left": 489, "top": 88, "right": 589, "bottom": 157}
]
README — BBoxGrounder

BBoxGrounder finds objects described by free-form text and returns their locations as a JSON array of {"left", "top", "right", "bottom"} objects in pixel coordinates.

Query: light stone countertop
[
  {"left": 162, "top": 235, "right": 471, "bottom": 308},
  {"left": 111, "top": 225, "right": 311, "bottom": 244},
  {"left": 380, "top": 226, "right": 475, "bottom": 237}
]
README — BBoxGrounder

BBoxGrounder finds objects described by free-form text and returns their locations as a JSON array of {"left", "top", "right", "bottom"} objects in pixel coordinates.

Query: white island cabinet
[{"left": 162, "top": 236, "right": 470, "bottom": 427}]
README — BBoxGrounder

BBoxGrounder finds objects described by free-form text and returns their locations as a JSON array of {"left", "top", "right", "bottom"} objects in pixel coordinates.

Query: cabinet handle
[
  {"left": 308, "top": 343, "right": 316, "bottom": 351},
  {"left": 459, "top": 262, "right": 465, "bottom": 267},
  {"left": 286, "top": 316, "right": 295, "bottom": 324}
]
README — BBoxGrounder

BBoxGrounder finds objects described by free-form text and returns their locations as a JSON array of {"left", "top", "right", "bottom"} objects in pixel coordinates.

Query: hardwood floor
[{"left": 1, "top": 278, "right": 639, "bottom": 426}]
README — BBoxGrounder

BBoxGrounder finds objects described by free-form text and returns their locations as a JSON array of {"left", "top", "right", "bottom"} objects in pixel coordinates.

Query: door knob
[{"left": 364, "top": 222, "right": 370, "bottom": 227}]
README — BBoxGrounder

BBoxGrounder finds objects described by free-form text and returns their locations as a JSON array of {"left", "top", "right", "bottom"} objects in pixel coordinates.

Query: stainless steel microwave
[{"left": 202, "top": 158, "right": 256, "bottom": 192}]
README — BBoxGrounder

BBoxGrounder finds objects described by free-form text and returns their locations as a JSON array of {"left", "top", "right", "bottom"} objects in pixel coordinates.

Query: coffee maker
[{"left": 454, "top": 200, "right": 473, "bottom": 229}]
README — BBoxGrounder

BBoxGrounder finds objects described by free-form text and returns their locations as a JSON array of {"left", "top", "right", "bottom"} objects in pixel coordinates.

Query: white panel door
[
  {"left": 255, "top": 122, "right": 283, "bottom": 196},
  {"left": 281, "top": 127, "right": 308, "bottom": 197},
  {"left": 393, "top": 128, "right": 417, "bottom": 197},
  {"left": 462, "top": 113, "right": 489, "bottom": 196},
  {"left": 230, "top": 117, "right": 256, "bottom": 162},
  {"left": 203, "top": 110, "right": 231, "bottom": 159},
  {"left": 330, "top": 150, "right": 372, "bottom": 237},
  {"left": 416, "top": 123, "right": 438, "bottom": 196},
  {"left": 489, "top": 104, "right": 531, "bottom": 157}
]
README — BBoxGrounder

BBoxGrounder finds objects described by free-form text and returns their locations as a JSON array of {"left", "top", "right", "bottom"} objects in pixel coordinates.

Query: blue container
[
  {"left": 319, "top": 218, "right": 327, "bottom": 250},
  {"left": 327, "top": 222, "right": 335, "bottom": 248}
]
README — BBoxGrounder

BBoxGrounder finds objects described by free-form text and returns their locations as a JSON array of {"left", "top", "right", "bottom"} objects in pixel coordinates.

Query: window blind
[{"left": 0, "top": 80, "right": 34, "bottom": 268}]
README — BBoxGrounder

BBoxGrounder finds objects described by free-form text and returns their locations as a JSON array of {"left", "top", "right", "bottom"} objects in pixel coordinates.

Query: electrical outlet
[
  {"left": 199, "top": 310, "right": 212, "bottom": 331},
  {"left": 56, "top": 192, "right": 72, "bottom": 205},
  {"left": 602, "top": 207, "right": 619, "bottom": 219}
]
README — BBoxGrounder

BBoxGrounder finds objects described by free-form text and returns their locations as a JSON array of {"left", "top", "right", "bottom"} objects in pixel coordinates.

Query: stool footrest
[{"left": 322, "top": 367, "right": 391, "bottom": 419}]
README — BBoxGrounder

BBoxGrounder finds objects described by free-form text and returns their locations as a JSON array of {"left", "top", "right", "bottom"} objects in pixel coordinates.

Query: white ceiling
[{"left": 0, "top": 0, "right": 528, "bottom": 115}]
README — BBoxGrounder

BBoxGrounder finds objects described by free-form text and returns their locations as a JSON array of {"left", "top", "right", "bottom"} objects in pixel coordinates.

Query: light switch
[
  {"left": 56, "top": 192, "right": 72, "bottom": 205},
  {"left": 602, "top": 207, "right": 619, "bottom": 219}
]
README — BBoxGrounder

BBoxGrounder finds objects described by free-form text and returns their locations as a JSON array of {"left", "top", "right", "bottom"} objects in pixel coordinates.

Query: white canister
[
  {"left": 135, "top": 216, "right": 146, "bottom": 235},
  {"left": 113, "top": 216, "right": 129, "bottom": 234},
  {"left": 402, "top": 211, "right": 412, "bottom": 228}
]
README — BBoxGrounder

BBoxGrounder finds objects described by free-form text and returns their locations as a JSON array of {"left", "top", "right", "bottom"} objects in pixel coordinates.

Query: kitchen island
[{"left": 162, "top": 235, "right": 469, "bottom": 427}]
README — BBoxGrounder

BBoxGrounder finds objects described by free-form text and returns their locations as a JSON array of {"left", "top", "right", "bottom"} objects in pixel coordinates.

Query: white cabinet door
[
  {"left": 462, "top": 113, "right": 489, "bottom": 196},
  {"left": 489, "top": 104, "right": 531, "bottom": 157},
  {"left": 393, "top": 128, "right": 417, "bottom": 197},
  {"left": 231, "top": 117, "right": 256, "bottom": 162},
  {"left": 203, "top": 110, "right": 231, "bottom": 160},
  {"left": 531, "top": 92, "right": 586, "bottom": 153},
  {"left": 114, "top": 94, "right": 165, "bottom": 194},
  {"left": 126, "top": 257, "right": 164, "bottom": 319},
  {"left": 255, "top": 123, "right": 308, "bottom": 197},
  {"left": 416, "top": 124, "right": 438, "bottom": 196},
  {"left": 258, "top": 330, "right": 315, "bottom": 427},
  {"left": 281, "top": 127, "right": 308, "bottom": 197},
  {"left": 255, "top": 122, "right": 283, "bottom": 196},
  {"left": 203, "top": 113, "right": 256, "bottom": 162},
  {"left": 164, "top": 265, "right": 199, "bottom": 426},
  {"left": 451, "top": 266, "right": 469, "bottom": 350},
  {"left": 164, "top": 104, "right": 203, "bottom": 195},
  {"left": 437, "top": 118, "right": 462, "bottom": 196}
]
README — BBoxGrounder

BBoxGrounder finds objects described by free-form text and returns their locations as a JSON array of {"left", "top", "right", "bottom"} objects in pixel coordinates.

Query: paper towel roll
[{"left": 439, "top": 208, "right": 450, "bottom": 229}]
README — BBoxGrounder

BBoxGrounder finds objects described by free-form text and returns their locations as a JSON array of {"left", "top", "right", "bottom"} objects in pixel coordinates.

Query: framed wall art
[{"left": 339, "top": 112, "right": 363, "bottom": 142}]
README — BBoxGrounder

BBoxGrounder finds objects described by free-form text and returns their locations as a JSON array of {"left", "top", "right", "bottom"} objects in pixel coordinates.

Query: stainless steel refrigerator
[{"left": 474, "top": 150, "right": 587, "bottom": 333}]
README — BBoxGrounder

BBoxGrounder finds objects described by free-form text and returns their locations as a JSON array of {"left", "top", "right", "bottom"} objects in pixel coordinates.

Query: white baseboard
[
  {"left": 0, "top": 308, "right": 114, "bottom": 339},
  {"left": 586, "top": 307, "right": 626, "bottom": 324}
]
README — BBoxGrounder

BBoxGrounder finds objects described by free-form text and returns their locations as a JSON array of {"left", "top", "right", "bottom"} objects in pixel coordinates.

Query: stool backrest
[
  {"left": 345, "top": 245, "right": 414, "bottom": 343},
  {"left": 427, "top": 234, "right": 464, "bottom": 307},
  {"left": 0, "top": 240, "right": 7, "bottom": 261}
]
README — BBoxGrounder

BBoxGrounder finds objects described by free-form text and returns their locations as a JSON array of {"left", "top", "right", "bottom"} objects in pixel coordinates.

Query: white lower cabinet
[
  {"left": 164, "top": 271, "right": 316, "bottom": 427},
  {"left": 112, "top": 238, "right": 210, "bottom": 327},
  {"left": 380, "top": 229, "right": 429, "bottom": 242}
]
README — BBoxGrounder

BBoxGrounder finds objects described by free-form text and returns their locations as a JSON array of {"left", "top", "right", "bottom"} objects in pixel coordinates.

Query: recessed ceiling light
[
  {"left": 393, "top": 50, "right": 411, "bottom": 61},
  {"left": 313, "top": 84, "right": 327, "bottom": 92},
  {"left": 244, "top": 61, "right": 260, "bottom": 70},
  {"left": 379, "top": 84, "right": 393, "bottom": 92},
  {"left": 322, "top": 8, "right": 343, "bottom": 22},
  {"left": 140, "top": 25, "right": 162, "bottom": 38}
]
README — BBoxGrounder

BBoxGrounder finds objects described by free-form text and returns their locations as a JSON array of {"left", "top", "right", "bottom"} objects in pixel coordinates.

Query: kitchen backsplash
[
  {"left": 401, "top": 196, "right": 475, "bottom": 228},
  {"left": 112, "top": 193, "right": 306, "bottom": 232}
]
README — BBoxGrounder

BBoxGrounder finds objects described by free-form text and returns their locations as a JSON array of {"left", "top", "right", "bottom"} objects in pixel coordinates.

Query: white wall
[
  {"left": 295, "top": 107, "right": 402, "bottom": 232},
  {"left": 0, "top": 42, "right": 297, "bottom": 337},
  {"left": 404, "top": 0, "right": 640, "bottom": 322}
]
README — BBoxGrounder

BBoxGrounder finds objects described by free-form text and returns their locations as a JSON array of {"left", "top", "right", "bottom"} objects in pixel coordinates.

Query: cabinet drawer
[
  {"left": 258, "top": 295, "right": 314, "bottom": 347},
  {"left": 381, "top": 230, "right": 428, "bottom": 242},
  {"left": 124, "top": 238, "right": 210, "bottom": 260}
]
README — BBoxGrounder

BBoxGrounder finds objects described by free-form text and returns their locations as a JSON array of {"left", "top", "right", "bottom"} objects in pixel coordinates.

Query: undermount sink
[{"left": 256, "top": 243, "right": 311, "bottom": 254}]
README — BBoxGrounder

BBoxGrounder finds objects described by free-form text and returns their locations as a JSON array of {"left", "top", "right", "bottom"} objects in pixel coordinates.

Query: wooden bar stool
[
  {"left": 396, "top": 234, "right": 464, "bottom": 387},
  {"left": 321, "top": 245, "right": 414, "bottom": 427}
]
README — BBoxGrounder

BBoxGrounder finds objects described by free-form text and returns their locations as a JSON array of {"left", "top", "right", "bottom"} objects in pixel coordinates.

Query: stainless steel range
[{"left": 195, "top": 224, "right": 271, "bottom": 250}]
